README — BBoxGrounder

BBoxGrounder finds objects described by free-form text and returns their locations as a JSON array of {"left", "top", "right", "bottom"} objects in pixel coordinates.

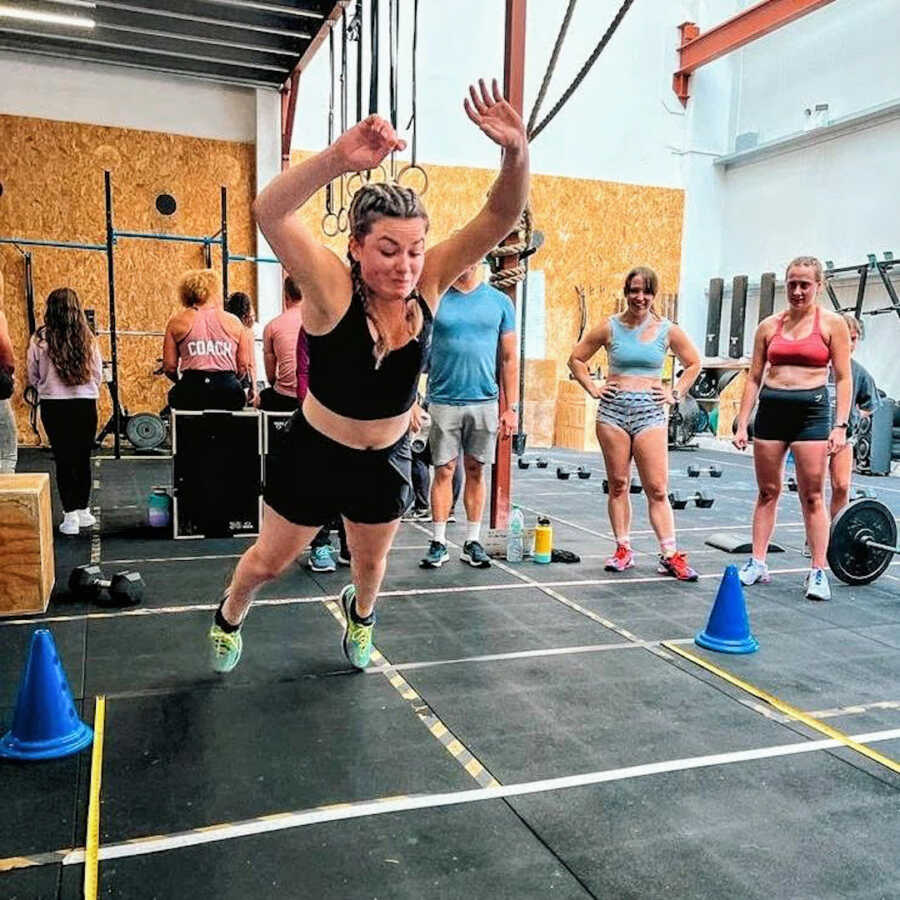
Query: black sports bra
[{"left": 306, "top": 291, "right": 432, "bottom": 420}]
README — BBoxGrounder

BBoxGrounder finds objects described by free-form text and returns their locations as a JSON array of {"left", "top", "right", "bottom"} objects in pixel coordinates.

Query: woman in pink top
[
  {"left": 0, "top": 269, "right": 18, "bottom": 473},
  {"left": 163, "top": 269, "right": 250, "bottom": 411},
  {"left": 27, "top": 287, "right": 103, "bottom": 535}
]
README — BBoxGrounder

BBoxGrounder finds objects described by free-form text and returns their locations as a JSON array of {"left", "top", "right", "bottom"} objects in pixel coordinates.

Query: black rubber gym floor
[{"left": 2, "top": 445, "right": 898, "bottom": 899}]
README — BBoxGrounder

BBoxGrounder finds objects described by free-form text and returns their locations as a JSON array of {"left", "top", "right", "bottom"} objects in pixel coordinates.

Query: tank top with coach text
[{"left": 177, "top": 305, "right": 238, "bottom": 373}]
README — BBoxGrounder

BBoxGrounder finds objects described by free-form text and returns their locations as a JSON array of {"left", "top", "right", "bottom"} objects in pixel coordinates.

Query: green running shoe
[
  {"left": 209, "top": 623, "right": 243, "bottom": 673},
  {"left": 340, "top": 584, "right": 374, "bottom": 670}
]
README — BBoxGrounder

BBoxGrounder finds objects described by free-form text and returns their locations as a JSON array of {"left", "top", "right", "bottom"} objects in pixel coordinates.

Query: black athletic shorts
[
  {"left": 754, "top": 385, "right": 832, "bottom": 442},
  {"left": 263, "top": 410, "right": 413, "bottom": 526}
]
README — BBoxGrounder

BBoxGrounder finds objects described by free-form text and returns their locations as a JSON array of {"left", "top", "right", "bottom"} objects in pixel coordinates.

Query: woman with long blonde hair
[
  {"left": 27, "top": 287, "right": 102, "bottom": 534},
  {"left": 0, "top": 269, "right": 17, "bottom": 473}
]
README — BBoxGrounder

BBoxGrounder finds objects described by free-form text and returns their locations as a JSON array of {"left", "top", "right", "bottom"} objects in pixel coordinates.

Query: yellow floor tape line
[
  {"left": 661, "top": 642, "right": 900, "bottom": 775},
  {"left": 84, "top": 695, "right": 106, "bottom": 899}
]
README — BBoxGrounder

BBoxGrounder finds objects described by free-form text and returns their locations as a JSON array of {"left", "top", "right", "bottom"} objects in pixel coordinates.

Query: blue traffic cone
[
  {"left": 0, "top": 630, "right": 93, "bottom": 761},
  {"left": 695, "top": 565, "right": 759, "bottom": 654}
]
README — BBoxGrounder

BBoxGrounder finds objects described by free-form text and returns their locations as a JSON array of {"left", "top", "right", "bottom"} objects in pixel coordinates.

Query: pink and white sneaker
[{"left": 604, "top": 545, "right": 635, "bottom": 572}]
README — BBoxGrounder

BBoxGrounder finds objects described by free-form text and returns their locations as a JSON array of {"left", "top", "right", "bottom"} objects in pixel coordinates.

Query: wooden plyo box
[{"left": 0, "top": 474, "right": 55, "bottom": 616}]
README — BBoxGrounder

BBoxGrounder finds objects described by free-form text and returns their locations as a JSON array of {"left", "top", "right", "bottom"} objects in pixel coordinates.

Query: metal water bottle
[{"left": 533, "top": 516, "right": 552, "bottom": 564}]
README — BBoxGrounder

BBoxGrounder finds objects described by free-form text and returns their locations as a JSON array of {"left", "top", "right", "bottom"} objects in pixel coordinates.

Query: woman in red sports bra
[{"left": 733, "top": 256, "right": 851, "bottom": 601}]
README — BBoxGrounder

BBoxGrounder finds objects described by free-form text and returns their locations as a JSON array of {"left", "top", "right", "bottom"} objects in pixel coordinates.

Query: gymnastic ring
[
  {"left": 346, "top": 165, "right": 389, "bottom": 195},
  {"left": 322, "top": 212, "right": 340, "bottom": 237},
  {"left": 336, "top": 208, "right": 349, "bottom": 233},
  {"left": 395, "top": 164, "right": 429, "bottom": 196}
]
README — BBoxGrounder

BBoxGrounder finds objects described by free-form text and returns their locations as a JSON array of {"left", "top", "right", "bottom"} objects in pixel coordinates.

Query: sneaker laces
[
  {"left": 347, "top": 619, "right": 372, "bottom": 651},
  {"left": 668, "top": 552, "right": 691, "bottom": 575},
  {"left": 614, "top": 545, "right": 631, "bottom": 561},
  {"left": 210, "top": 628, "right": 237, "bottom": 656}
]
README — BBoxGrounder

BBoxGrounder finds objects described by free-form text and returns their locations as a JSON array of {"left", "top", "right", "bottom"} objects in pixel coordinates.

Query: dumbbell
[
  {"left": 787, "top": 476, "right": 799, "bottom": 492},
  {"left": 557, "top": 467, "right": 571, "bottom": 480},
  {"left": 577, "top": 467, "right": 591, "bottom": 479},
  {"left": 69, "top": 564, "right": 144, "bottom": 607},
  {"left": 852, "top": 486, "right": 878, "bottom": 500},
  {"left": 668, "top": 490, "right": 715, "bottom": 510},
  {"left": 535, "top": 457, "right": 549, "bottom": 469},
  {"left": 517, "top": 456, "right": 531, "bottom": 469},
  {"left": 602, "top": 478, "right": 643, "bottom": 495},
  {"left": 687, "top": 464, "right": 722, "bottom": 478}
]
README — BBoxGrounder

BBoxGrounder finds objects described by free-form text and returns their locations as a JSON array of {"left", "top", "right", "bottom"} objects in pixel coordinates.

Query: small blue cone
[
  {"left": 695, "top": 565, "right": 759, "bottom": 654},
  {"left": 0, "top": 630, "right": 93, "bottom": 761}
]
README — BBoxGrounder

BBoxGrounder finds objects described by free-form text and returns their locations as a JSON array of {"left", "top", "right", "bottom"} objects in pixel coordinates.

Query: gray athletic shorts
[
  {"left": 429, "top": 401, "right": 499, "bottom": 467},
  {"left": 596, "top": 390, "right": 666, "bottom": 436}
]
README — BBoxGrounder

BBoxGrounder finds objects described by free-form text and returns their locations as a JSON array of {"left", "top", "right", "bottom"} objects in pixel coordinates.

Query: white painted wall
[
  {"left": 677, "top": 0, "right": 900, "bottom": 397},
  {"left": 0, "top": 50, "right": 256, "bottom": 141},
  {"left": 732, "top": 0, "right": 900, "bottom": 147}
]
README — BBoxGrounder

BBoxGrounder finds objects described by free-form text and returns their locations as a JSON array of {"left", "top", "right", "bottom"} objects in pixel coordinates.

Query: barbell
[{"left": 827, "top": 498, "right": 898, "bottom": 585}]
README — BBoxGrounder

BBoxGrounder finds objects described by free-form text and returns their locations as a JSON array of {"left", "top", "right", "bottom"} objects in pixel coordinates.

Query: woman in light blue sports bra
[{"left": 568, "top": 266, "right": 702, "bottom": 581}]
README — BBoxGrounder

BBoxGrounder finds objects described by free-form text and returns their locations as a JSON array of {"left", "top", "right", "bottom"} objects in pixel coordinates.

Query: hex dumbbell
[
  {"left": 517, "top": 456, "right": 531, "bottom": 469},
  {"left": 69, "top": 564, "right": 144, "bottom": 607},
  {"left": 686, "top": 464, "right": 722, "bottom": 478},
  {"left": 577, "top": 466, "right": 592, "bottom": 479},
  {"left": 557, "top": 467, "right": 571, "bottom": 480},
  {"left": 535, "top": 457, "right": 549, "bottom": 469},
  {"left": 668, "top": 490, "right": 715, "bottom": 510},
  {"left": 787, "top": 476, "right": 799, "bottom": 492}
]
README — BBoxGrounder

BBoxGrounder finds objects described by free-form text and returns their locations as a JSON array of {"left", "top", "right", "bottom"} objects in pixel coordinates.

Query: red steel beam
[
  {"left": 673, "top": 0, "right": 837, "bottom": 105},
  {"left": 281, "top": 1, "right": 350, "bottom": 170},
  {"left": 491, "top": 0, "right": 527, "bottom": 530}
]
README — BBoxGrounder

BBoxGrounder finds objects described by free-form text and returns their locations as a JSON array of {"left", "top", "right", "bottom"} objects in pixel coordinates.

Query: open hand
[
  {"left": 463, "top": 79, "right": 527, "bottom": 153},
  {"left": 596, "top": 382, "right": 619, "bottom": 402},
  {"left": 333, "top": 115, "right": 406, "bottom": 173}
]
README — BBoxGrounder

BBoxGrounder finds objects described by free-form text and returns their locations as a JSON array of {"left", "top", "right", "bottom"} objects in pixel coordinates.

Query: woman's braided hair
[{"left": 347, "top": 182, "right": 428, "bottom": 369}]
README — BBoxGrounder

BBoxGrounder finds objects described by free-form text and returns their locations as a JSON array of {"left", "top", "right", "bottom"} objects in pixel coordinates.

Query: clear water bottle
[{"left": 507, "top": 505, "right": 525, "bottom": 562}]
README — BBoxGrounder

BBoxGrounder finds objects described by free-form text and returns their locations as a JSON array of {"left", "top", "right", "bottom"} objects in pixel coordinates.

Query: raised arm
[
  {"left": 420, "top": 80, "right": 529, "bottom": 304},
  {"left": 252, "top": 116, "right": 406, "bottom": 325}
]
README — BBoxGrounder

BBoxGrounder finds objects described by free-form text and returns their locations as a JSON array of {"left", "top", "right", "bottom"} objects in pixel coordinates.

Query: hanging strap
[{"left": 368, "top": 0, "right": 379, "bottom": 115}]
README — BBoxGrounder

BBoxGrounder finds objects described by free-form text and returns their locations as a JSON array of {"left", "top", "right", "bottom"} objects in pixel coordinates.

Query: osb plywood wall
[
  {"left": 291, "top": 151, "right": 684, "bottom": 447},
  {"left": 0, "top": 114, "right": 255, "bottom": 445}
]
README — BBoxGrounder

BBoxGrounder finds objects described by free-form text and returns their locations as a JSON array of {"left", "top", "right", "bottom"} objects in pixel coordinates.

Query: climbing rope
[{"left": 488, "top": 0, "right": 636, "bottom": 284}]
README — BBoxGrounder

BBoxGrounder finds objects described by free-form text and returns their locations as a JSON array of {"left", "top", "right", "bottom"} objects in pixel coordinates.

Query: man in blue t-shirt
[{"left": 419, "top": 262, "right": 518, "bottom": 569}]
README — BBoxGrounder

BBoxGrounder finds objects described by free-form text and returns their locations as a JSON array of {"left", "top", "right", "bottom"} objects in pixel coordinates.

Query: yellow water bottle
[{"left": 533, "top": 516, "right": 552, "bottom": 564}]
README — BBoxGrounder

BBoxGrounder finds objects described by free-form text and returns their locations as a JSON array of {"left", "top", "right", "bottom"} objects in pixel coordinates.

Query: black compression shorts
[
  {"left": 754, "top": 385, "right": 832, "bottom": 443},
  {"left": 263, "top": 410, "right": 413, "bottom": 526}
]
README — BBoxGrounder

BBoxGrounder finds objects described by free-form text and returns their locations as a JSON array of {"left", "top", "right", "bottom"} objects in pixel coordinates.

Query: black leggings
[
  {"left": 168, "top": 370, "right": 246, "bottom": 411},
  {"left": 40, "top": 398, "right": 97, "bottom": 512}
]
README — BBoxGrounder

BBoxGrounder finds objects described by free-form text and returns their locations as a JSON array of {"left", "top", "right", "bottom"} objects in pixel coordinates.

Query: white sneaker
[
  {"left": 804, "top": 568, "right": 831, "bottom": 601},
  {"left": 738, "top": 558, "right": 771, "bottom": 586},
  {"left": 59, "top": 512, "right": 80, "bottom": 535},
  {"left": 76, "top": 508, "right": 96, "bottom": 527}
]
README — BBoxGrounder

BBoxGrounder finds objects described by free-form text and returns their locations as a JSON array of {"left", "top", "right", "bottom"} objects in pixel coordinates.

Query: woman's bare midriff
[
  {"left": 764, "top": 364, "right": 828, "bottom": 390},
  {"left": 605, "top": 375, "right": 663, "bottom": 392},
  {"left": 302, "top": 391, "right": 410, "bottom": 450}
]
